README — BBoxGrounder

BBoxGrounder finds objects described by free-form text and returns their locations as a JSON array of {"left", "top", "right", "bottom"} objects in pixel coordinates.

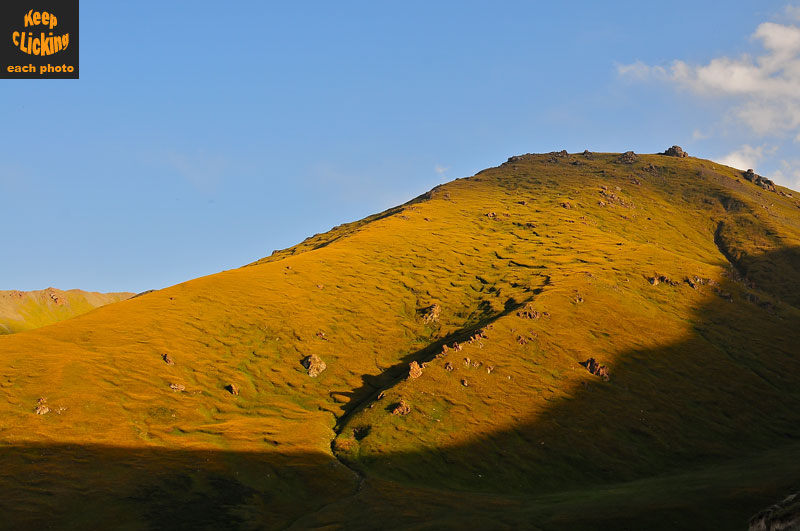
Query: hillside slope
[
  {"left": 0, "top": 288, "right": 134, "bottom": 334},
  {"left": 0, "top": 150, "right": 799, "bottom": 529}
]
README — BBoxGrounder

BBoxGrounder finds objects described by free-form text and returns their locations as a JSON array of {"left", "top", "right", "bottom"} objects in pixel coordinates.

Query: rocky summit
[{"left": 1, "top": 150, "right": 799, "bottom": 530}]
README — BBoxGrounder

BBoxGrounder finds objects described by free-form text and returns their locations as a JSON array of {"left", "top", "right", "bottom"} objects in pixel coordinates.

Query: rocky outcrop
[
  {"left": 744, "top": 169, "right": 777, "bottom": 192},
  {"left": 662, "top": 145, "right": 688, "bottom": 158},
  {"left": 517, "top": 304, "right": 548, "bottom": 320},
  {"left": 580, "top": 358, "right": 609, "bottom": 381},
  {"left": 749, "top": 491, "right": 800, "bottom": 531},
  {"left": 421, "top": 303, "right": 442, "bottom": 323},
  {"left": 617, "top": 151, "right": 637, "bottom": 164}
]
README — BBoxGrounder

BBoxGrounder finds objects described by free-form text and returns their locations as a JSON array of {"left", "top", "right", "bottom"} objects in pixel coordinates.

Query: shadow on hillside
[
  {"left": 0, "top": 443, "right": 358, "bottom": 530},
  {"left": 1, "top": 249, "right": 799, "bottom": 530},
  {"left": 327, "top": 245, "right": 800, "bottom": 528}
]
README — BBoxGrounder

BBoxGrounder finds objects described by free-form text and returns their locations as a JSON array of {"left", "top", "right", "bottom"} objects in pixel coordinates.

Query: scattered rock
[
  {"left": 649, "top": 275, "right": 679, "bottom": 287},
  {"left": 662, "top": 145, "right": 688, "bottom": 158},
  {"left": 518, "top": 200, "right": 529, "bottom": 206},
  {"left": 452, "top": 341, "right": 463, "bottom": 352},
  {"left": 517, "top": 304, "right": 548, "bottom": 319},
  {"left": 162, "top": 353, "right": 175, "bottom": 366},
  {"left": 579, "top": 358, "right": 610, "bottom": 381},
  {"left": 444, "top": 362, "right": 454, "bottom": 372},
  {"left": 225, "top": 383, "right": 239, "bottom": 396},
  {"left": 617, "top": 151, "right": 637, "bottom": 164},
  {"left": 169, "top": 383, "right": 186, "bottom": 392},
  {"left": 407, "top": 361, "right": 423, "bottom": 380},
  {"left": 486, "top": 366, "right": 495, "bottom": 374},
  {"left": 391, "top": 400, "right": 411, "bottom": 415},
  {"left": 463, "top": 357, "right": 471, "bottom": 367},
  {"left": 46, "top": 288, "right": 65, "bottom": 306},
  {"left": 421, "top": 304, "right": 442, "bottom": 324},
  {"left": 35, "top": 405, "right": 50, "bottom": 415},
  {"left": 467, "top": 329, "right": 488, "bottom": 343},
  {"left": 377, "top": 391, "right": 385, "bottom": 400},
  {"left": 316, "top": 330, "right": 328, "bottom": 340},
  {"left": 561, "top": 201, "right": 572, "bottom": 209},
  {"left": 582, "top": 149, "right": 594, "bottom": 159},
  {"left": 301, "top": 355, "right": 327, "bottom": 377},
  {"left": 461, "top": 379, "right": 469, "bottom": 387},
  {"left": 547, "top": 150, "right": 569, "bottom": 163},
  {"left": 685, "top": 276, "right": 710, "bottom": 290},
  {"left": 486, "top": 212, "right": 497, "bottom": 218}
]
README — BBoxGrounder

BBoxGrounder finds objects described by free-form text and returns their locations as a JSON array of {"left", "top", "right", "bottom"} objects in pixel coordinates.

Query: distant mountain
[
  {"left": 0, "top": 287, "right": 134, "bottom": 334},
  {"left": 0, "top": 149, "right": 798, "bottom": 529}
]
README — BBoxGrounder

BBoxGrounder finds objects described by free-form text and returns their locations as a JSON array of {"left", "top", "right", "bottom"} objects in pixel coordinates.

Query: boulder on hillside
[
  {"left": 617, "top": 151, "right": 637, "bottom": 164},
  {"left": 391, "top": 400, "right": 411, "bottom": 415},
  {"left": 407, "top": 361, "right": 423, "bottom": 380},
  {"left": 421, "top": 303, "right": 442, "bottom": 323},
  {"left": 301, "top": 354, "right": 327, "bottom": 377},
  {"left": 580, "top": 358, "right": 610, "bottom": 381},
  {"left": 663, "top": 145, "right": 688, "bottom": 158}
]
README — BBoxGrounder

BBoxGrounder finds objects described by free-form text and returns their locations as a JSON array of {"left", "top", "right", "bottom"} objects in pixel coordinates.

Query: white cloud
[
  {"left": 692, "top": 129, "right": 710, "bottom": 140},
  {"left": 717, "top": 144, "right": 769, "bottom": 171},
  {"left": 434, "top": 164, "right": 449, "bottom": 175},
  {"left": 773, "top": 158, "right": 800, "bottom": 189},
  {"left": 619, "top": 20, "right": 800, "bottom": 139},
  {"left": 615, "top": 61, "right": 667, "bottom": 80},
  {"left": 786, "top": 5, "right": 800, "bottom": 22}
]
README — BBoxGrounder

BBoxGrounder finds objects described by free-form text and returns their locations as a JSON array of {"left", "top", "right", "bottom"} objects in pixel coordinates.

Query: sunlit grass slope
[
  {"left": 1, "top": 151, "right": 799, "bottom": 529},
  {"left": 0, "top": 288, "right": 133, "bottom": 334}
]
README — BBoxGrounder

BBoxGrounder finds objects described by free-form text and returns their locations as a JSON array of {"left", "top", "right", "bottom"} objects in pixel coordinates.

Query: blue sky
[{"left": 2, "top": 1, "right": 799, "bottom": 293}]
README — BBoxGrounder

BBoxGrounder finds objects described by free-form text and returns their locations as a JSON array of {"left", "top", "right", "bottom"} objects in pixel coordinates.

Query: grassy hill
[
  {"left": 0, "top": 288, "right": 134, "bottom": 334},
  {"left": 0, "top": 150, "right": 798, "bottom": 529}
]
